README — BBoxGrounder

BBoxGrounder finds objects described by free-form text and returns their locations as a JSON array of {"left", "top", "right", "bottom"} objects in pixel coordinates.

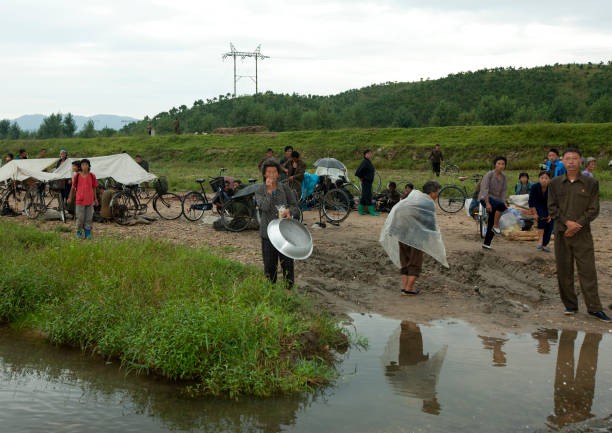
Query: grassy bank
[
  {"left": 0, "top": 221, "right": 350, "bottom": 397},
  {"left": 1, "top": 123, "right": 610, "bottom": 197}
]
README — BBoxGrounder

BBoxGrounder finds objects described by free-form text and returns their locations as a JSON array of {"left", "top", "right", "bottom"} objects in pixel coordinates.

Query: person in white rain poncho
[{"left": 379, "top": 181, "right": 449, "bottom": 295}]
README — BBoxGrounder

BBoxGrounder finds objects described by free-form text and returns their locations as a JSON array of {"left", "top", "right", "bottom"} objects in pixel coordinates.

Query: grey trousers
[
  {"left": 553, "top": 229, "right": 602, "bottom": 312},
  {"left": 75, "top": 204, "right": 94, "bottom": 231}
]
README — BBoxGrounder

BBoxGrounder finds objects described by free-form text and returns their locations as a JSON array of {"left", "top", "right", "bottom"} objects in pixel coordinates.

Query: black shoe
[
  {"left": 563, "top": 308, "right": 578, "bottom": 316},
  {"left": 588, "top": 311, "right": 611, "bottom": 322}
]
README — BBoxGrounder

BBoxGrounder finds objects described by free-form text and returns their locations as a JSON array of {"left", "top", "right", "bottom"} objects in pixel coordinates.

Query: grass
[
  {"left": 2, "top": 123, "right": 610, "bottom": 197},
  {"left": 0, "top": 221, "right": 351, "bottom": 398}
]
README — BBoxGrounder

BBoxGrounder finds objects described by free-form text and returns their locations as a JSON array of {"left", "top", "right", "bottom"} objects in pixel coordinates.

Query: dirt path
[{"left": 32, "top": 202, "right": 612, "bottom": 335}]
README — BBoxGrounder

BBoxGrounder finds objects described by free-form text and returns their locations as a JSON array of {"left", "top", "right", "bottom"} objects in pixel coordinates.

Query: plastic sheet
[{"left": 379, "top": 190, "right": 449, "bottom": 268}]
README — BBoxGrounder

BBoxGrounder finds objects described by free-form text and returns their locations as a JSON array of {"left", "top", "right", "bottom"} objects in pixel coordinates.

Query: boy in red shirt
[{"left": 67, "top": 159, "right": 98, "bottom": 239}]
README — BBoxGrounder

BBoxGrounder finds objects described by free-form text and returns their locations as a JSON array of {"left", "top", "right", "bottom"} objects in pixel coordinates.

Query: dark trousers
[
  {"left": 432, "top": 162, "right": 441, "bottom": 177},
  {"left": 261, "top": 237, "right": 294, "bottom": 287},
  {"left": 360, "top": 181, "right": 373, "bottom": 206},
  {"left": 399, "top": 242, "right": 424, "bottom": 276},
  {"left": 538, "top": 219, "right": 554, "bottom": 247},
  {"left": 481, "top": 197, "right": 507, "bottom": 246},
  {"left": 553, "top": 229, "right": 602, "bottom": 312}
]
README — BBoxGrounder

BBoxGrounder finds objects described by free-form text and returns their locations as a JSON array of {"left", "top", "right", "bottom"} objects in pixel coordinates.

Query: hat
[{"left": 585, "top": 157, "right": 596, "bottom": 164}]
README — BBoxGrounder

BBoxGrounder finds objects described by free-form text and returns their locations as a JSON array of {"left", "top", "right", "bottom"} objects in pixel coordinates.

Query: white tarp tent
[
  {"left": 0, "top": 158, "right": 61, "bottom": 183},
  {"left": 0, "top": 154, "right": 156, "bottom": 185},
  {"left": 53, "top": 154, "right": 157, "bottom": 185}
]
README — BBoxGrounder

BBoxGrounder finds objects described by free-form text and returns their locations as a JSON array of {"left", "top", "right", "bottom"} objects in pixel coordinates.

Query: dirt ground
[{"left": 31, "top": 201, "right": 612, "bottom": 335}]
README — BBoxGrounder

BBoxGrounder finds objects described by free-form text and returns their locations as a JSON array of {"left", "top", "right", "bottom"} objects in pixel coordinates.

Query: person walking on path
[
  {"left": 67, "top": 159, "right": 98, "bottom": 240},
  {"left": 254, "top": 159, "right": 298, "bottom": 288},
  {"left": 548, "top": 148, "right": 610, "bottom": 322},
  {"left": 479, "top": 156, "right": 508, "bottom": 250},
  {"left": 355, "top": 149, "right": 379, "bottom": 216},
  {"left": 528, "top": 170, "right": 554, "bottom": 252},
  {"left": 428, "top": 144, "right": 443, "bottom": 177},
  {"left": 379, "top": 181, "right": 448, "bottom": 296}
]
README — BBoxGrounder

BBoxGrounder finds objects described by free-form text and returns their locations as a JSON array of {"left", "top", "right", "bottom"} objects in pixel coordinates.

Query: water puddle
[{"left": 1, "top": 315, "right": 611, "bottom": 432}]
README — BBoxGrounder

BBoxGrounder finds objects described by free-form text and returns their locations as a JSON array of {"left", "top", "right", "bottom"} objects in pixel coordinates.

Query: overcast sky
[{"left": 1, "top": 0, "right": 610, "bottom": 120}]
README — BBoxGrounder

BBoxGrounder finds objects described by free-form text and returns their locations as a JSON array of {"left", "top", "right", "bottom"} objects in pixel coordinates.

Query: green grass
[
  {"left": 1, "top": 123, "right": 610, "bottom": 197},
  {"left": 0, "top": 221, "right": 350, "bottom": 397}
]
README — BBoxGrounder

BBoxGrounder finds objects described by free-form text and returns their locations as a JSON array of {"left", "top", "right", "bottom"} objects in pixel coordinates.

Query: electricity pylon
[{"left": 222, "top": 43, "right": 269, "bottom": 97}]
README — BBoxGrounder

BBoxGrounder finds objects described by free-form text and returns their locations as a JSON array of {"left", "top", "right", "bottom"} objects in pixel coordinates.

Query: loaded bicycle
[
  {"left": 0, "top": 180, "right": 26, "bottom": 216},
  {"left": 181, "top": 169, "right": 230, "bottom": 222},
  {"left": 437, "top": 174, "right": 488, "bottom": 238},
  {"left": 109, "top": 176, "right": 182, "bottom": 224},
  {"left": 24, "top": 180, "right": 66, "bottom": 222}
]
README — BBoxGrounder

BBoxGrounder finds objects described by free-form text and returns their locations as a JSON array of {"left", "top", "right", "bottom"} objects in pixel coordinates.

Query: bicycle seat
[
  {"left": 458, "top": 176, "right": 469, "bottom": 182},
  {"left": 195, "top": 179, "right": 205, "bottom": 183},
  {"left": 248, "top": 178, "right": 257, "bottom": 184}
]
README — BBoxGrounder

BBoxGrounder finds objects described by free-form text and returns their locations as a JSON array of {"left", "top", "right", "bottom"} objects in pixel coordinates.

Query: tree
[
  {"left": 63, "top": 113, "right": 77, "bottom": 137},
  {"left": 79, "top": 120, "right": 97, "bottom": 138},
  {"left": 0, "top": 119, "right": 10, "bottom": 139},
  {"left": 38, "top": 113, "right": 64, "bottom": 138},
  {"left": 476, "top": 95, "right": 516, "bottom": 125},
  {"left": 8, "top": 122, "right": 22, "bottom": 139},
  {"left": 429, "top": 100, "right": 461, "bottom": 126}
]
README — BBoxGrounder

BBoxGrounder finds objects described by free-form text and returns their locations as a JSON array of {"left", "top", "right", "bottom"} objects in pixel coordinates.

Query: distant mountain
[{"left": 12, "top": 114, "right": 140, "bottom": 132}]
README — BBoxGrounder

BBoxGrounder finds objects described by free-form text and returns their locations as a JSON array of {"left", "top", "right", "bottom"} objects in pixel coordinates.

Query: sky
[{"left": 1, "top": 0, "right": 610, "bottom": 120}]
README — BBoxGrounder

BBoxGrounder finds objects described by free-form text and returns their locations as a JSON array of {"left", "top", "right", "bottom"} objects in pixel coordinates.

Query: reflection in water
[
  {"left": 531, "top": 328, "right": 559, "bottom": 354},
  {"left": 547, "top": 330, "right": 601, "bottom": 428},
  {"left": 478, "top": 335, "right": 508, "bottom": 367},
  {"left": 383, "top": 320, "right": 447, "bottom": 415}
]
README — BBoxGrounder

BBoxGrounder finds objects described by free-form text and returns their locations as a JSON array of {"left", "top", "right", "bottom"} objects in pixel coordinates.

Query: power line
[{"left": 222, "top": 43, "right": 269, "bottom": 97}]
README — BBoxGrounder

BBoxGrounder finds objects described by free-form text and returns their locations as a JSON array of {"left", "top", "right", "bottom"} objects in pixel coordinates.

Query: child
[
  {"left": 67, "top": 159, "right": 98, "bottom": 239},
  {"left": 514, "top": 172, "right": 533, "bottom": 195},
  {"left": 528, "top": 171, "right": 553, "bottom": 252}
]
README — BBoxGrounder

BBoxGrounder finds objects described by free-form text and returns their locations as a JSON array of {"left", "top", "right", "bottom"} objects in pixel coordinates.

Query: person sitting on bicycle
[{"left": 254, "top": 159, "right": 298, "bottom": 288}]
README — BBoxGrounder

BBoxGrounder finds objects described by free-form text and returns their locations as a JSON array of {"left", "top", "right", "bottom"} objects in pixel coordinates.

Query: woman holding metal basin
[{"left": 254, "top": 159, "right": 301, "bottom": 288}]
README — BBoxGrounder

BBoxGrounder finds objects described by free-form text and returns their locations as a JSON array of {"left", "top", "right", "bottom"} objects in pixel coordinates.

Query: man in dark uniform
[
  {"left": 428, "top": 143, "right": 443, "bottom": 177},
  {"left": 548, "top": 147, "right": 610, "bottom": 322},
  {"left": 355, "top": 149, "right": 378, "bottom": 216}
]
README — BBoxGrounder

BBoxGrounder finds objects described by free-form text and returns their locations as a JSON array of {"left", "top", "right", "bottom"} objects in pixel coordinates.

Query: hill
[{"left": 121, "top": 63, "right": 612, "bottom": 135}]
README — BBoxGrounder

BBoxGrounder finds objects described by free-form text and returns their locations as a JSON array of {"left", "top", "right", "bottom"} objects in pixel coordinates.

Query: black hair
[
  {"left": 493, "top": 156, "right": 507, "bottom": 166},
  {"left": 548, "top": 148, "right": 560, "bottom": 156},
  {"left": 538, "top": 170, "right": 551, "bottom": 178},
  {"left": 363, "top": 149, "right": 372, "bottom": 157},
  {"left": 518, "top": 172, "right": 529, "bottom": 179},
  {"left": 422, "top": 181, "right": 441, "bottom": 195},
  {"left": 71, "top": 160, "right": 81, "bottom": 166},
  {"left": 284, "top": 145, "right": 293, "bottom": 152},
  {"left": 563, "top": 147, "right": 582, "bottom": 157},
  {"left": 405, "top": 183, "right": 414, "bottom": 190},
  {"left": 18, "top": 148, "right": 26, "bottom": 153},
  {"left": 291, "top": 150, "right": 300, "bottom": 158},
  {"left": 6, "top": 153, "right": 13, "bottom": 159},
  {"left": 261, "top": 158, "right": 282, "bottom": 176},
  {"left": 266, "top": 148, "right": 273, "bottom": 153},
  {"left": 80, "top": 158, "right": 91, "bottom": 167},
  {"left": 388, "top": 181, "right": 397, "bottom": 188}
]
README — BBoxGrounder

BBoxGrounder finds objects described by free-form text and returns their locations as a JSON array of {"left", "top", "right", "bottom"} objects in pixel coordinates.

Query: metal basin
[{"left": 267, "top": 218, "right": 313, "bottom": 260}]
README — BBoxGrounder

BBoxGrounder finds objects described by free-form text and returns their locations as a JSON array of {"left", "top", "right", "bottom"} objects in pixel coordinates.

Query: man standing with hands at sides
[
  {"left": 548, "top": 148, "right": 610, "bottom": 322},
  {"left": 254, "top": 159, "right": 298, "bottom": 288},
  {"left": 355, "top": 149, "right": 379, "bottom": 216},
  {"left": 428, "top": 144, "right": 443, "bottom": 177}
]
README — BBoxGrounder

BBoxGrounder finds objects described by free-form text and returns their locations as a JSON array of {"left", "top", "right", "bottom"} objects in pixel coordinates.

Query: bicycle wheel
[
  {"left": 24, "top": 190, "right": 44, "bottom": 219},
  {"left": 437, "top": 185, "right": 466, "bottom": 213},
  {"left": 110, "top": 191, "right": 138, "bottom": 225},
  {"left": 220, "top": 199, "right": 251, "bottom": 232},
  {"left": 343, "top": 182, "right": 360, "bottom": 207},
  {"left": 7, "top": 188, "right": 26, "bottom": 215},
  {"left": 182, "top": 191, "right": 208, "bottom": 222},
  {"left": 322, "top": 189, "right": 351, "bottom": 223},
  {"left": 373, "top": 172, "right": 382, "bottom": 194},
  {"left": 478, "top": 203, "right": 488, "bottom": 239},
  {"left": 153, "top": 192, "right": 183, "bottom": 220}
]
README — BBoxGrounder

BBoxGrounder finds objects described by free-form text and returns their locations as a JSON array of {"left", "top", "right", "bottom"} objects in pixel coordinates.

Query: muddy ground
[{"left": 29, "top": 201, "right": 612, "bottom": 335}]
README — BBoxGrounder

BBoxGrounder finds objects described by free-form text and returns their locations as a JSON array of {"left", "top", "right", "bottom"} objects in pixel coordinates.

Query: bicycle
[
  {"left": 109, "top": 176, "right": 182, "bottom": 224},
  {"left": 24, "top": 181, "right": 66, "bottom": 223},
  {"left": 220, "top": 184, "right": 303, "bottom": 232},
  {"left": 441, "top": 162, "right": 460, "bottom": 175},
  {"left": 181, "top": 169, "right": 230, "bottom": 222},
  {"left": 437, "top": 174, "right": 482, "bottom": 213},
  {"left": 0, "top": 180, "right": 27, "bottom": 216},
  {"left": 300, "top": 180, "right": 352, "bottom": 225}
]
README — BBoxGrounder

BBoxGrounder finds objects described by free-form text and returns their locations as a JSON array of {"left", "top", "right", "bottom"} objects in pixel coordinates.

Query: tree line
[{"left": 0, "top": 113, "right": 117, "bottom": 140}]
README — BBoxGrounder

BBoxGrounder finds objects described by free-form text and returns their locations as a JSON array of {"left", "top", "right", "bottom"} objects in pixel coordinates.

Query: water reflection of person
[
  {"left": 385, "top": 321, "right": 445, "bottom": 415},
  {"left": 531, "top": 328, "right": 558, "bottom": 354},
  {"left": 478, "top": 335, "right": 508, "bottom": 367},
  {"left": 547, "top": 330, "right": 601, "bottom": 428}
]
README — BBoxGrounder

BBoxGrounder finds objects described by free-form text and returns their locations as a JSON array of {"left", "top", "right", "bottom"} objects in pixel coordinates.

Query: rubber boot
[
  {"left": 357, "top": 204, "right": 366, "bottom": 215},
  {"left": 367, "top": 205, "right": 380, "bottom": 216},
  {"left": 76, "top": 229, "right": 83, "bottom": 239},
  {"left": 84, "top": 229, "right": 92, "bottom": 240}
]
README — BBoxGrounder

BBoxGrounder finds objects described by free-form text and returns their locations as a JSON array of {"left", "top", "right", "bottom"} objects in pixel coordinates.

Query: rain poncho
[
  {"left": 301, "top": 172, "right": 319, "bottom": 199},
  {"left": 379, "top": 190, "right": 449, "bottom": 268}
]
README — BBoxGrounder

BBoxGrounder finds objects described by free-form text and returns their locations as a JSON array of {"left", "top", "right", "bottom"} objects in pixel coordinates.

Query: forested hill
[{"left": 124, "top": 63, "right": 611, "bottom": 135}]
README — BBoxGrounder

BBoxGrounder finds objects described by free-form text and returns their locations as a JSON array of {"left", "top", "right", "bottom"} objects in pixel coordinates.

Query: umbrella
[{"left": 313, "top": 157, "right": 347, "bottom": 170}]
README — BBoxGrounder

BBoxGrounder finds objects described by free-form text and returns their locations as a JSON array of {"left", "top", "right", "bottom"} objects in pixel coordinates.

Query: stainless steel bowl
[{"left": 267, "top": 218, "right": 313, "bottom": 260}]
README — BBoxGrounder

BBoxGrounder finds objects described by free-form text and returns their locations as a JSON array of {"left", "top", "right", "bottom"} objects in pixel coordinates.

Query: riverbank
[{"left": 0, "top": 221, "right": 350, "bottom": 397}]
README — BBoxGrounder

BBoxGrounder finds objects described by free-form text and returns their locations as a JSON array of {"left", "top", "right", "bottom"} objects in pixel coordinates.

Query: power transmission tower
[{"left": 222, "top": 43, "right": 269, "bottom": 97}]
